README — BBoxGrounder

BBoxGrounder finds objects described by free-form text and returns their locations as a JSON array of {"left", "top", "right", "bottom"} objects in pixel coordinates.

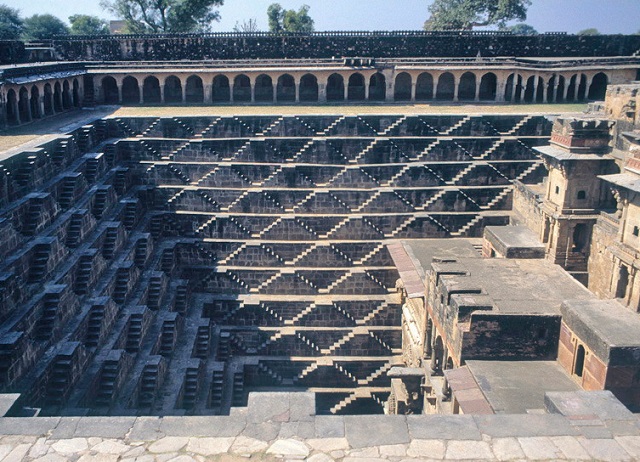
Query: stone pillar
[
  {"left": 160, "top": 85, "right": 165, "bottom": 104},
  {"left": 229, "top": 83, "right": 234, "bottom": 103},
  {"left": 474, "top": 81, "right": 481, "bottom": 102},
  {"left": 532, "top": 76, "right": 539, "bottom": 102},
  {"left": 139, "top": 88, "right": 144, "bottom": 104},
  {"left": 496, "top": 79, "right": 506, "bottom": 103},
  {"left": 510, "top": 74, "right": 518, "bottom": 102},
  {"left": 295, "top": 79, "right": 300, "bottom": 103},
  {"left": 13, "top": 96, "right": 21, "bottom": 124},
  {"left": 39, "top": 95, "right": 45, "bottom": 117},
  {"left": 563, "top": 83, "right": 569, "bottom": 101},
  {"left": 272, "top": 85, "right": 277, "bottom": 103},
  {"left": 251, "top": 84, "right": 256, "bottom": 103},
  {"left": 552, "top": 84, "right": 559, "bottom": 103},
  {"left": 118, "top": 83, "right": 123, "bottom": 104},
  {"left": 410, "top": 82, "right": 416, "bottom": 102},
  {"left": 386, "top": 81, "right": 393, "bottom": 102},
  {"left": 204, "top": 84, "right": 212, "bottom": 104},
  {"left": 453, "top": 79, "right": 460, "bottom": 102},
  {"left": 364, "top": 80, "right": 370, "bottom": 101},
  {"left": 181, "top": 79, "right": 187, "bottom": 104},
  {"left": 319, "top": 83, "right": 327, "bottom": 103},
  {"left": 573, "top": 79, "right": 579, "bottom": 101},
  {"left": 343, "top": 83, "right": 348, "bottom": 101},
  {"left": 25, "top": 96, "right": 32, "bottom": 122}
]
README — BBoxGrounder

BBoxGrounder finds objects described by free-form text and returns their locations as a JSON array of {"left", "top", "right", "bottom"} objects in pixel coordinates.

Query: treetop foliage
[
  {"left": 23, "top": 14, "right": 70, "bottom": 40},
  {"left": 267, "top": 3, "right": 314, "bottom": 33},
  {"left": 424, "top": 0, "right": 531, "bottom": 30},
  {"left": 100, "top": 0, "right": 224, "bottom": 34},
  {"left": 0, "top": 5, "right": 22, "bottom": 40},
  {"left": 69, "top": 14, "right": 110, "bottom": 35}
]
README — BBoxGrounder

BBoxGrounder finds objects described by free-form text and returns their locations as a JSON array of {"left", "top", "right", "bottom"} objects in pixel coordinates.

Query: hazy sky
[{"left": 2, "top": 0, "right": 640, "bottom": 34}]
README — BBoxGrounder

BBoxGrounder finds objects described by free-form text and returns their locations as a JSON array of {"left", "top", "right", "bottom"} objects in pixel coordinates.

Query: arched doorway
[
  {"left": 43, "top": 83, "right": 53, "bottom": 115},
  {"left": 416, "top": 72, "right": 433, "bottom": 100},
  {"left": 394, "top": 72, "right": 411, "bottom": 101},
  {"left": 233, "top": 74, "right": 251, "bottom": 102},
  {"left": 255, "top": 74, "right": 273, "bottom": 102},
  {"left": 523, "top": 76, "right": 536, "bottom": 103},
  {"left": 164, "top": 76, "right": 182, "bottom": 103},
  {"left": 326, "top": 73, "right": 344, "bottom": 101},
  {"left": 436, "top": 72, "right": 454, "bottom": 100},
  {"left": 458, "top": 72, "right": 476, "bottom": 101},
  {"left": 72, "top": 78, "right": 80, "bottom": 107},
  {"left": 432, "top": 336, "right": 444, "bottom": 374},
  {"left": 277, "top": 74, "right": 295, "bottom": 102},
  {"left": 572, "top": 223, "right": 589, "bottom": 253},
  {"left": 18, "top": 87, "right": 30, "bottom": 122},
  {"left": 122, "top": 76, "right": 140, "bottom": 104},
  {"left": 299, "top": 74, "right": 318, "bottom": 102},
  {"left": 616, "top": 265, "right": 630, "bottom": 299},
  {"left": 566, "top": 75, "right": 578, "bottom": 102},
  {"left": 369, "top": 72, "right": 386, "bottom": 101},
  {"left": 577, "top": 74, "right": 587, "bottom": 101},
  {"left": 348, "top": 73, "right": 365, "bottom": 101},
  {"left": 479, "top": 73, "right": 497, "bottom": 100},
  {"left": 556, "top": 75, "right": 566, "bottom": 103},
  {"left": 185, "top": 75, "right": 204, "bottom": 103},
  {"left": 6, "top": 89, "right": 17, "bottom": 124},
  {"left": 30, "top": 85, "right": 41, "bottom": 119},
  {"left": 143, "top": 76, "right": 161, "bottom": 103},
  {"left": 62, "top": 80, "right": 72, "bottom": 109},
  {"left": 212, "top": 75, "right": 230, "bottom": 102},
  {"left": 102, "top": 76, "right": 118, "bottom": 104},
  {"left": 504, "top": 74, "right": 523, "bottom": 102},
  {"left": 588, "top": 72, "right": 608, "bottom": 100}
]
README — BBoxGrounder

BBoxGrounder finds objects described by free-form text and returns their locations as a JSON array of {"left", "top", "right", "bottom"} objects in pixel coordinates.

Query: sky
[{"left": 2, "top": 0, "right": 640, "bottom": 35}]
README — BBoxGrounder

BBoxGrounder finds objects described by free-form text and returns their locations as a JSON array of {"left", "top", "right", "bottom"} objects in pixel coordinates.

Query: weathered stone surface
[
  {"left": 550, "top": 436, "right": 591, "bottom": 460},
  {"left": 230, "top": 435, "right": 269, "bottom": 455},
  {"left": 579, "top": 438, "right": 634, "bottom": 461},
  {"left": 307, "top": 438, "right": 349, "bottom": 451},
  {"left": 266, "top": 439, "right": 310, "bottom": 457},
  {"left": 186, "top": 437, "right": 234, "bottom": 455},
  {"left": 445, "top": 440, "right": 493, "bottom": 460},
  {"left": 147, "top": 436, "right": 189, "bottom": 453},
  {"left": 51, "top": 437, "right": 89, "bottom": 454},
  {"left": 92, "top": 439, "right": 130, "bottom": 454},
  {"left": 407, "top": 439, "right": 446, "bottom": 459},
  {"left": 490, "top": 437, "right": 525, "bottom": 461},
  {"left": 517, "top": 436, "right": 563, "bottom": 460},
  {"left": 345, "top": 415, "right": 409, "bottom": 448},
  {"left": 408, "top": 415, "right": 481, "bottom": 440}
]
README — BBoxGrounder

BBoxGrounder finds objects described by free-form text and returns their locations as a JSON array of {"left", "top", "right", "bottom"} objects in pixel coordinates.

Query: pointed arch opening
[
  {"left": 143, "top": 76, "right": 161, "bottom": 103},
  {"left": 122, "top": 76, "right": 140, "bottom": 104},
  {"left": 164, "top": 76, "right": 182, "bottom": 103},
  {"left": 416, "top": 72, "right": 434, "bottom": 100},
  {"left": 43, "top": 83, "right": 53, "bottom": 115},
  {"left": 479, "top": 73, "right": 497, "bottom": 101},
  {"left": 18, "top": 86, "right": 30, "bottom": 122},
  {"left": 101, "top": 76, "right": 118, "bottom": 104},
  {"left": 62, "top": 80, "right": 72, "bottom": 109},
  {"left": 588, "top": 72, "right": 608, "bottom": 100},
  {"left": 6, "top": 89, "right": 17, "bottom": 124},
  {"left": 458, "top": 72, "right": 476, "bottom": 101},
  {"left": 276, "top": 74, "right": 295, "bottom": 102},
  {"left": 369, "top": 72, "right": 386, "bottom": 101},
  {"left": 254, "top": 74, "right": 273, "bottom": 102},
  {"left": 233, "top": 74, "right": 251, "bottom": 102},
  {"left": 577, "top": 74, "right": 587, "bottom": 101},
  {"left": 326, "top": 73, "right": 344, "bottom": 101},
  {"left": 30, "top": 85, "right": 41, "bottom": 119},
  {"left": 299, "top": 74, "right": 318, "bottom": 102},
  {"left": 53, "top": 81, "right": 63, "bottom": 112},
  {"left": 212, "top": 75, "right": 230, "bottom": 102},
  {"left": 436, "top": 72, "right": 454, "bottom": 101},
  {"left": 348, "top": 73, "right": 365, "bottom": 101},
  {"left": 394, "top": 72, "right": 411, "bottom": 101},
  {"left": 185, "top": 75, "right": 204, "bottom": 103}
]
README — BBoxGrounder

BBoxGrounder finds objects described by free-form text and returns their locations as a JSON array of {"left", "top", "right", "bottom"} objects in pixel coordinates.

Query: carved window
[{"left": 577, "top": 190, "right": 586, "bottom": 200}]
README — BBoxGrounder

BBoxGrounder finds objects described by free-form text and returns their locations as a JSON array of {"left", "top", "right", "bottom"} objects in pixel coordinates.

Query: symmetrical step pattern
[{"left": 0, "top": 114, "right": 552, "bottom": 416}]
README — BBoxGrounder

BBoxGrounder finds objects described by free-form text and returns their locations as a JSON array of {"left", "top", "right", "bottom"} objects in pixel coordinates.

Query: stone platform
[{"left": 0, "top": 391, "right": 639, "bottom": 461}]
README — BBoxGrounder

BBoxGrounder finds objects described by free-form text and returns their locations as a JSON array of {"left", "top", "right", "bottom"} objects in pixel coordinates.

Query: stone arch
[
  {"left": 185, "top": 75, "right": 204, "bottom": 103},
  {"left": 164, "top": 75, "right": 182, "bottom": 103},
  {"left": 326, "top": 73, "right": 344, "bottom": 101},
  {"left": 233, "top": 74, "right": 251, "bottom": 102},
  {"left": 577, "top": 74, "right": 587, "bottom": 101},
  {"left": 556, "top": 75, "right": 566, "bottom": 103},
  {"left": 43, "top": 83, "right": 53, "bottom": 115},
  {"left": 394, "top": 72, "right": 411, "bottom": 101},
  {"left": 72, "top": 78, "right": 80, "bottom": 107},
  {"left": 143, "top": 76, "right": 161, "bottom": 103},
  {"left": 479, "top": 72, "right": 497, "bottom": 100},
  {"left": 436, "top": 72, "right": 454, "bottom": 100},
  {"left": 547, "top": 75, "right": 556, "bottom": 103},
  {"left": 416, "top": 72, "right": 434, "bottom": 100},
  {"left": 348, "top": 73, "right": 365, "bottom": 101},
  {"left": 30, "top": 85, "right": 41, "bottom": 119},
  {"left": 523, "top": 76, "right": 536, "bottom": 103},
  {"left": 369, "top": 72, "right": 386, "bottom": 101},
  {"left": 504, "top": 73, "right": 523, "bottom": 103},
  {"left": 276, "top": 74, "right": 295, "bottom": 102},
  {"left": 535, "top": 76, "right": 545, "bottom": 103},
  {"left": 53, "top": 81, "right": 63, "bottom": 112},
  {"left": 212, "top": 75, "right": 230, "bottom": 102},
  {"left": 588, "top": 72, "right": 608, "bottom": 100},
  {"left": 572, "top": 223, "right": 589, "bottom": 253},
  {"left": 62, "top": 80, "right": 72, "bottom": 109},
  {"left": 102, "top": 76, "right": 118, "bottom": 104},
  {"left": 18, "top": 86, "right": 30, "bottom": 122},
  {"left": 6, "top": 88, "right": 17, "bottom": 124},
  {"left": 458, "top": 72, "right": 476, "bottom": 101},
  {"left": 254, "top": 74, "right": 273, "bottom": 102},
  {"left": 566, "top": 75, "right": 578, "bottom": 102},
  {"left": 122, "top": 76, "right": 140, "bottom": 104},
  {"left": 299, "top": 73, "right": 318, "bottom": 102}
]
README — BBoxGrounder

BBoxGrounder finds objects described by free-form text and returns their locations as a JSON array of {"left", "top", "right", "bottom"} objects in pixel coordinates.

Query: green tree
[
  {"left": 0, "top": 5, "right": 22, "bottom": 40},
  {"left": 577, "top": 28, "right": 600, "bottom": 36},
  {"left": 506, "top": 23, "right": 537, "bottom": 35},
  {"left": 100, "top": 0, "right": 224, "bottom": 34},
  {"left": 424, "top": 0, "right": 531, "bottom": 30},
  {"left": 23, "top": 14, "right": 69, "bottom": 40},
  {"left": 69, "top": 14, "right": 110, "bottom": 35},
  {"left": 267, "top": 3, "right": 314, "bottom": 33}
]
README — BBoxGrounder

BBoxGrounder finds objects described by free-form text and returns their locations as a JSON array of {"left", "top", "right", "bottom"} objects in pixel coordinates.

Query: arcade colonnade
[
  {"left": 95, "top": 68, "right": 613, "bottom": 105},
  {"left": 3, "top": 77, "right": 83, "bottom": 125}
]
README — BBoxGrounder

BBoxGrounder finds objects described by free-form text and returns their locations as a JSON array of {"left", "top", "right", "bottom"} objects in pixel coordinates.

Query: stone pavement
[{"left": 0, "top": 391, "right": 639, "bottom": 461}]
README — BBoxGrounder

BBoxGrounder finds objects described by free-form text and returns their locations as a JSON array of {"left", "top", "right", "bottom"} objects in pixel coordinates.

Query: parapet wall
[{"left": 51, "top": 32, "right": 640, "bottom": 62}]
